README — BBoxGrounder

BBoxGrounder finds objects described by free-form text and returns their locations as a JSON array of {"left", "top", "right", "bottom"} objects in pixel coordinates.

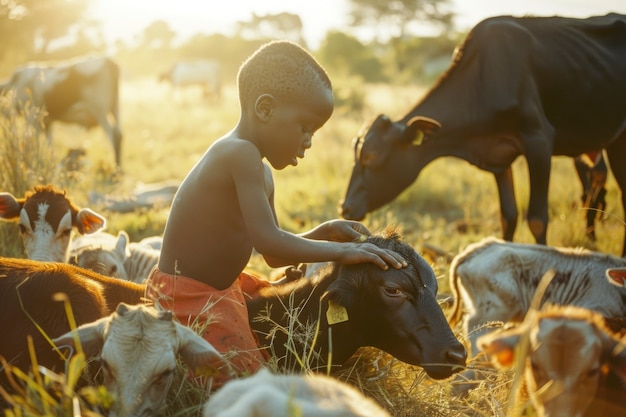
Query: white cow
[
  {"left": 0, "top": 55, "right": 123, "bottom": 167},
  {"left": 159, "top": 60, "right": 221, "bottom": 99},
  {"left": 0, "top": 185, "right": 106, "bottom": 262},
  {"left": 203, "top": 368, "right": 392, "bottom": 417},
  {"left": 448, "top": 237, "right": 626, "bottom": 357},
  {"left": 70, "top": 230, "right": 160, "bottom": 283},
  {"left": 53, "top": 303, "right": 227, "bottom": 417},
  {"left": 479, "top": 305, "right": 626, "bottom": 417}
]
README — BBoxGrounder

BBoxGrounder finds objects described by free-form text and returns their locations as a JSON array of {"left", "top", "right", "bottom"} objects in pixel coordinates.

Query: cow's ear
[
  {"left": 52, "top": 317, "right": 108, "bottom": 358},
  {"left": 322, "top": 278, "right": 357, "bottom": 311},
  {"left": 0, "top": 193, "right": 23, "bottom": 221},
  {"left": 606, "top": 268, "right": 626, "bottom": 287},
  {"left": 477, "top": 330, "right": 521, "bottom": 369},
  {"left": 175, "top": 321, "right": 228, "bottom": 377},
  {"left": 404, "top": 116, "right": 441, "bottom": 144},
  {"left": 75, "top": 208, "right": 107, "bottom": 235}
]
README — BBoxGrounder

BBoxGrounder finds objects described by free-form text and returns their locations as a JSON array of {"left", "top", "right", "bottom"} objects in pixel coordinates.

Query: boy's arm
[{"left": 230, "top": 141, "right": 405, "bottom": 269}]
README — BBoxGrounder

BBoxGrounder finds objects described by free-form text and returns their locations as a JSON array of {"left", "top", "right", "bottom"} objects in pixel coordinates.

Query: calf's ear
[
  {"left": 477, "top": 331, "right": 521, "bottom": 369},
  {"left": 0, "top": 192, "right": 23, "bottom": 220},
  {"left": 322, "top": 276, "right": 357, "bottom": 310},
  {"left": 75, "top": 208, "right": 107, "bottom": 235},
  {"left": 174, "top": 321, "right": 227, "bottom": 376},
  {"left": 52, "top": 317, "right": 108, "bottom": 357},
  {"left": 606, "top": 268, "right": 626, "bottom": 287}
]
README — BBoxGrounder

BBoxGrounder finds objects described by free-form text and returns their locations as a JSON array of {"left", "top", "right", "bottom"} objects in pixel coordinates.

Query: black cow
[
  {"left": 574, "top": 151, "right": 608, "bottom": 240},
  {"left": 0, "top": 56, "right": 123, "bottom": 167},
  {"left": 248, "top": 229, "right": 467, "bottom": 379},
  {"left": 341, "top": 14, "right": 626, "bottom": 255}
]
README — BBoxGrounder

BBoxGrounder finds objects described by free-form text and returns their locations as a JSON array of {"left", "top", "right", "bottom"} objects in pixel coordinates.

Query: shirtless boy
[{"left": 147, "top": 40, "right": 406, "bottom": 381}]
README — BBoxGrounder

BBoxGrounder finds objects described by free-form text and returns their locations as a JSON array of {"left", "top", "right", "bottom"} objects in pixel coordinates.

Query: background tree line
[{"left": 0, "top": 0, "right": 463, "bottom": 85}]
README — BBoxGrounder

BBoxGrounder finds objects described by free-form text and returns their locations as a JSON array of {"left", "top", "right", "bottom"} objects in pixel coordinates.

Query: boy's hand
[
  {"left": 340, "top": 242, "right": 407, "bottom": 270},
  {"left": 323, "top": 220, "right": 371, "bottom": 242}
]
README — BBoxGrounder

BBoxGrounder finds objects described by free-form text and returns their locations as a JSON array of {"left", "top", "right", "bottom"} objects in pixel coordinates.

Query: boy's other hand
[
  {"left": 323, "top": 219, "right": 371, "bottom": 242},
  {"left": 341, "top": 242, "right": 407, "bottom": 270}
]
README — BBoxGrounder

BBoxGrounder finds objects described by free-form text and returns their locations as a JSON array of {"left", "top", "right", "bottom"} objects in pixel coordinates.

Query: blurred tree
[
  {"left": 236, "top": 12, "right": 306, "bottom": 46},
  {"left": 348, "top": 0, "right": 454, "bottom": 39},
  {"left": 317, "top": 31, "right": 386, "bottom": 83},
  {"left": 139, "top": 20, "right": 177, "bottom": 49},
  {"left": 0, "top": 0, "right": 94, "bottom": 74},
  {"left": 347, "top": 0, "right": 457, "bottom": 79}
]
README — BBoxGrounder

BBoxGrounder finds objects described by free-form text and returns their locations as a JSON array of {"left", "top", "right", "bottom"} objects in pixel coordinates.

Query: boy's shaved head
[{"left": 237, "top": 40, "right": 332, "bottom": 110}]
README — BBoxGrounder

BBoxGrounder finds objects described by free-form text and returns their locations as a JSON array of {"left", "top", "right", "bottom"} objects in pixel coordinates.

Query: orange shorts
[{"left": 145, "top": 267, "right": 270, "bottom": 385}]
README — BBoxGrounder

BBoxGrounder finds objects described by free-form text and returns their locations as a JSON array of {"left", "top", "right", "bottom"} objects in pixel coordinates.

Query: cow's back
[{"left": 0, "top": 259, "right": 107, "bottom": 372}]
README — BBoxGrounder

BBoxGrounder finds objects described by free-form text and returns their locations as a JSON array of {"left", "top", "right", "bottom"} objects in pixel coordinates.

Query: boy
[{"left": 146, "top": 40, "right": 406, "bottom": 381}]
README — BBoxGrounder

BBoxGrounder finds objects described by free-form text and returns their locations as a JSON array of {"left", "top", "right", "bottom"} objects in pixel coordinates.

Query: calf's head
[
  {"left": 479, "top": 306, "right": 626, "bottom": 417},
  {"left": 0, "top": 185, "right": 106, "bottom": 262},
  {"left": 341, "top": 114, "right": 440, "bottom": 220},
  {"left": 322, "top": 230, "right": 466, "bottom": 379},
  {"left": 52, "top": 303, "right": 226, "bottom": 417}
]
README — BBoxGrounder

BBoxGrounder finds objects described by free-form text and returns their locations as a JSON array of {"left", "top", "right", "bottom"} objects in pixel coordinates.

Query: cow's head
[
  {"left": 322, "top": 229, "right": 466, "bottom": 379},
  {"left": 479, "top": 306, "right": 626, "bottom": 417},
  {"left": 341, "top": 114, "right": 441, "bottom": 220},
  {"left": 69, "top": 231, "right": 130, "bottom": 279},
  {"left": 0, "top": 185, "right": 106, "bottom": 262},
  {"left": 52, "top": 303, "right": 226, "bottom": 417}
]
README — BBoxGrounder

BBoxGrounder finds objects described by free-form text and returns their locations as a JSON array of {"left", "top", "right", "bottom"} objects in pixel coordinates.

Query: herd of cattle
[{"left": 1, "top": 12, "right": 626, "bottom": 417}]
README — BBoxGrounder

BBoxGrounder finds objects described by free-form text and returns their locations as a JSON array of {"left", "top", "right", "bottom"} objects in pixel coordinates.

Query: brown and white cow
[
  {"left": 447, "top": 237, "right": 626, "bottom": 358},
  {"left": 0, "top": 185, "right": 106, "bottom": 262},
  {"left": 341, "top": 13, "right": 626, "bottom": 255},
  {"left": 479, "top": 305, "right": 626, "bottom": 417},
  {"left": 52, "top": 303, "right": 226, "bottom": 417},
  {"left": 0, "top": 257, "right": 145, "bottom": 381},
  {"left": 0, "top": 56, "right": 123, "bottom": 167}
]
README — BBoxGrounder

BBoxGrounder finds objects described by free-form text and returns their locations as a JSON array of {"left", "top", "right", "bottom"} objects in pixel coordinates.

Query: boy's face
[{"left": 261, "top": 85, "right": 334, "bottom": 170}]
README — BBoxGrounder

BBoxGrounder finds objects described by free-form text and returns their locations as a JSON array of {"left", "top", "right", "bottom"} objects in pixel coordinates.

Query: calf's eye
[{"left": 383, "top": 287, "right": 403, "bottom": 297}]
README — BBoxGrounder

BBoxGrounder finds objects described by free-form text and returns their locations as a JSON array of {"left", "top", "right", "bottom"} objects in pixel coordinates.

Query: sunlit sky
[{"left": 91, "top": 0, "right": 626, "bottom": 49}]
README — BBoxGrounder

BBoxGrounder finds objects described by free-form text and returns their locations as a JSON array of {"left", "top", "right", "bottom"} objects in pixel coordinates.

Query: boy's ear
[{"left": 255, "top": 94, "right": 276, "bottom": 121}]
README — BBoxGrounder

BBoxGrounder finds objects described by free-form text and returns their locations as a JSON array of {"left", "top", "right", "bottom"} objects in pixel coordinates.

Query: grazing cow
[
  {"left": 159, "top": 60, "right": 221, "bottom": 100},
  {"left": 247, "top": 229, "right": 467, "bottom": 379},
  {"left": 0, "top": 185, "right": 106, "bottom": 262},
  {"left": 70, "top": 230, "right": 160, "bottom": 282},
  {"left": 340, "top": 14, "right": 626, "bottom": 255},
  {"left": 203, "top": 368, "right": 391, "bottom": 417},
  {"left": 479, "top": 305, "right": 626, "bottom": 417},
  {"left": 0, "top": 257, "right": 145, "bottom": 379},
  {"left": 52, "top": 303, "right": 226, "bottom": 417},
  {"left": 0, "top": 56, "right": 123, "bottom": 167},
  {"left": 448, "top": 237, "right": 626, "bottom": 358}
]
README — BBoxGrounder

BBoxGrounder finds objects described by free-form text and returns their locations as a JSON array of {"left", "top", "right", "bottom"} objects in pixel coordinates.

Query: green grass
[{"left": 1, "top": 77, "right": 624, "bottom": 416}]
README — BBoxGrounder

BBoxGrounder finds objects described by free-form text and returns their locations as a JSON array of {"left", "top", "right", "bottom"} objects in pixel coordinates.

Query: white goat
[
  {"left": 203, "top": 368, "right": 391, "bottom": 417},
  {"left": 53, "top": 303, "right": 226, "bottom": 417}
]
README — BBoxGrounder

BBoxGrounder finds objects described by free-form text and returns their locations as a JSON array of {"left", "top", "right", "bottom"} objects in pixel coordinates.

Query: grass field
[{"left": 1, "top": 77, "right": 624, "bottom": 416}]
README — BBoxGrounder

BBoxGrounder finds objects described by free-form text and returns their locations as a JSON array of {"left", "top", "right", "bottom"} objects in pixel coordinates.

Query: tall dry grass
[{"left": 1, "top": 77, "right": 624, "bottom": 416}]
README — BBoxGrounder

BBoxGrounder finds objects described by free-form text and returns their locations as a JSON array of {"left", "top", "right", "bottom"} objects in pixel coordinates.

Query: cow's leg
[
  {"left": 574, "top": 153, "right": 608, "bottom": 241},
  {"left": 494, "top": 167, "right": 517, "bottom": 241},
  {"left": 605, "top": 140, "right": 626, "bottom": 256},
  {"left": 524, "top": 140, "right": 552, "bottom": 245}
]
